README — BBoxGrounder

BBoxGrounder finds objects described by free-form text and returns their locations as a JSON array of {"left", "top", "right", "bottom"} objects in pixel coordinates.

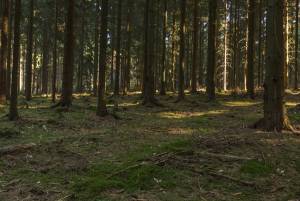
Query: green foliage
[
  {"left": 240, "top": 160, "right": 273, "bottom": 177},
  {"left": 73, "top": 162, "right": 178, "bottom": 200}
]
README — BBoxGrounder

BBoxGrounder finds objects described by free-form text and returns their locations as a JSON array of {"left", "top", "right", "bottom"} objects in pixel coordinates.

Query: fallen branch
[
  {"left": 191, "top": 168, "right": 256, "bottom": 187},
  {"left": 195, "top": 151, "right": 254, "bottom": 161},
  {"left": 0, "top": 143, "right": 37, "bottom": 156}
]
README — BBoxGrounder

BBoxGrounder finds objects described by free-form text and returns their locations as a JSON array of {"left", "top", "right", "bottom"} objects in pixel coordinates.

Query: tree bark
[
  {"left": 246, "top": 0, "right": 255, "bottom": 99},
  {"left": 177, "top": 0, "right": 186, "bottom": 101},
  {"left": 60, "top": 0, "right": 75, "bottom": 107},
  {"left": 25, "top": 0, "right": 34, "bottom": 101},
  {"left": 206, "top": 0, "right": 217, "bottom": 101},
  {"left": 97, "top": 0, "right": 109, "bottom": 116},
  {"left": 0, "top": 0, "right": 9, "bottom": 104},
  {"left": 9, "top": 0, "right": 21, "bottom": 120}
]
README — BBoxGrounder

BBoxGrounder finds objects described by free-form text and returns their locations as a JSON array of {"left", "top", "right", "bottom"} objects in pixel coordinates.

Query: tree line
[{"left": 0, "top": 0, "right": 297, "bottom": 132}]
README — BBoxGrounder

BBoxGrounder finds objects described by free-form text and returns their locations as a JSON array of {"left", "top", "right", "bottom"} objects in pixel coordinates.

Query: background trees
[{"left": 0, "top": 0, "right": 298, "bottom": 131}]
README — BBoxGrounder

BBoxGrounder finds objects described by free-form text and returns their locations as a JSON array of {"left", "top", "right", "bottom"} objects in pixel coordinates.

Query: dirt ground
[{"left": 0, "top": 92, "right": 299, "bottom": 201}]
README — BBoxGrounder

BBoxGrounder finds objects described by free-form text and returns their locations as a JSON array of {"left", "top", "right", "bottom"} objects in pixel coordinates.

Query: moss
[{"left": 240, "top": 160, "right": 273, "bottom": 177}]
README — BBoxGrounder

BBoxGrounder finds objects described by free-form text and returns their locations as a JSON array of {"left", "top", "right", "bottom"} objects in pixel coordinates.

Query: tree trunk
[
  {"left": 60, "top": 0, "right": 75, "bottom": 107},
  {"left": 177, "top": 0, "right": 186, "bottom": 101},
  {"left": 206, "top": 0, "right": 217, "bottom": 101},
  {"left": 25, "top": 0, "right": 34, "bottom": 101},
  {"left": 93, "top": 0, "right": 100, "bottom": 96},
  {"left": 0, "top": 0, "right": 9, "bottom": 104},
  {"left": 257, "top": 0, "right": 291, "bottom": 132},
  {"left": 114, "top": 0, "right": 122, "bottom": 96},
  {"left": 9, "top": 0, "right": 21, "bottom": 120},
  {"left": 295, "top": 0, "right": 299, "bottom": 89},
  {"left": 191, "top": 0, "right": 199, "bottom": 94},
  {"left": 52, "top": 0, "right": 58, "bottom": 103},
  {"left": 246, "top": 0, "right": 255, "bottom": 99},
  {"left": 97, "top": 0, "right": 109, "bottom": 116},
  {"left": 160, "top": 0, "right": 167, "bottom": 96}
]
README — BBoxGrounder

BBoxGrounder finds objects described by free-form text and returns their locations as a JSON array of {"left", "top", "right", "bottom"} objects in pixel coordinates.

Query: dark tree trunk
[
  {"left": 206, "top": 0, "right": 217, "bottom": 101},
  {"left": 6, "top": 0, "right": 13, "bottom": 100},
  {"left": 93, "top": 0, "right": 100, "bottom": 96},
  {"left": 52, "top": 0, "right": 58, "bottom": 103},
  {"left": 177, "top": 0, "right": 186, "bottom": 101},
  {"left": 124, "top": 0, "right": 133, "bottom": 95},
  {"left": 295, "top": 0, "right": 299, "bottom": 89},
  {"left": 9, "top": 0, "right": 21, "bottom": 120},
  {"left": 191, "top": 0, "right": 199, "bottom": 94},
  {"left": 246, "top": 0, "right": 255, "bottom": 99},
  {"left": 0, "top": 0, "right": 9, "bottom": 104},
  {"left": 114, "top": 0, "right": 122, "bottom": 96},
  {"left": 25, "top": 0, "right": 34, "bottom": 101},
  {"left": 41, "top": 20, "right": 49, "bottom": 95},
  {"left": 60, "top": 0, "right": 75, "bottom": 107},
  {"left": 159, "top": 0, "right": 167, "bottom": 96},
  {"left": 97, "top": 0, "right": 109, "bottom": 116},
  {"left": 143, "top": 0, "right": 156, "bottom": 105},
  {"left": 256, "top": 0, "right": 292, "bottom": 132}
]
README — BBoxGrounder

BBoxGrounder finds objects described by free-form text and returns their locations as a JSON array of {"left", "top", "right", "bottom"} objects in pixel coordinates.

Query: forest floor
[{"left": 0, "top": 91, "right": 300, "bottom": 201}]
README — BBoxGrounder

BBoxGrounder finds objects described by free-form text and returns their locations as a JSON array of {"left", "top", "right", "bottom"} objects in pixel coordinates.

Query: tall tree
[
  {"left": 97, "top": 0, "right": 109, "bottom": 116},
  {"left": 295, "top": 0, "right": 299, "bottom": 90},
  {"left": 59, "top": 0, "right": 75, "bottom": 107},
  {"left": 52, "top": 0, "right": 58, "bottom": 102},
  {"left": 114, "top": 0, "right": 122, "bottom": 96},
  {"left": 9, "top": 0, "right": 21, "bottom": 120},
  {"left": 191, "top": 0, "right": 199, "bottom": 94},
  {"left": 255, "top": 0, "right": 292, "bottom": 131},
  {"left": 206, "top": 0, "right": 217, "bottom": 101},
  {"left": 160, "top": 0, "right": 167, "bottom": 96},
  {"left": 93, "top": 0, "right": 100, "bottom": 96},
  {"left": 25, "top": 0, "right": 34, "bottom": 101},
  {"left": 246, "top": 0, "right": 255, "bottom": 99},
  {"left": 177, "top": 0, "right": 186, "bottom": 101},
  {"left": 143, "top": 0, "right": 157, "bottom": 105},
  {"left": 0, "top": 0, "right": 10, "bottom": 104}
]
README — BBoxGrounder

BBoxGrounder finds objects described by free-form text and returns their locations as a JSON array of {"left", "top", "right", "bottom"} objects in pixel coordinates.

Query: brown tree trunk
[
  {"left": 206, "top": 0, "right": 217, "bottom": 101},
  {"left": 97, "top": 0, "right": 109, "bottom": 116},
  {"left": 256, "top": 0, "right": 292, "bottom": 132},
  {"left": 9, "top": 0, "right": 21, "bottom": 120},
  {"left": 177, "top": 0, "right": 186, "bottom": 101},
  {"left": 191, "top": 0, "right": 199, "bottom": 94},
  {"left": 60, "top": 0, "right": 75, "bottom": 107},
  {"left": 41, "top": 19, "right": 49, "bottom": 95},
  {"left": 93, "top": 0, "right": 100, "bottom": 96},
  {"left": 295, "top": 0, "right": 299, "bottom": 90},
  {"left": 6, "top": 0, "right": 13, "bottom": 100},
  {"left": 0, "top": 0, "right": 9, "bottom": 104},
  {"left": 114, "top": 0, "right": 122, "bottom": 96},
  {"left": 159, "top": 0, "right": 167, "bottom": 96},
  {"left": 246, "top": 0, "right": 255, "bottom": 99},
  {"left": 25, "top": 0, "right": 34, "bottom": 101},
  {"left": 52, "top": 0, "right": 58, "bottom": 103}
]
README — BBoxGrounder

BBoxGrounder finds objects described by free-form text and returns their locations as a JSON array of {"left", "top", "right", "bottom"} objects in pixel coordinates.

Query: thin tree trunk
[
  {"left": 177, "top": 0, "right": 186, "bottom": 101},
  {"left": 97, "top": 0, "right": 109, "bottom": 116},
  {"left": 52, "top": 0, "right": 58, "bottom": 102},
  {"left": 295, "top": 0, "right": 299, "bottom": 89},
  {"left": 25, "top": 0, "right": 34, "bottom": 101},
  {"left": 246, "top": 0, "right": 255, "bottom": 99},
  {"left": 191, "top": 0, "right": 199, "bottom": 94},
  {"left": 160, "top": 0, "right": 167, "bottom": 95},
  {"left": 93, "top": 0, "right": 100, "bottom": 96},
  {"left": 60, "top": 0, "right": 75, "bottom": 107},
  {"left": 9, "top": 0, "right": 21, "bottom": 120},
  {"left": 0, "top": 0, "right": 9, "bottom": 104},
  {"left": 114, "top": 0, "right": 122, "bottom": 96},
  {"left": 206, "top": 0, "right": 217, "bottom": 101}
]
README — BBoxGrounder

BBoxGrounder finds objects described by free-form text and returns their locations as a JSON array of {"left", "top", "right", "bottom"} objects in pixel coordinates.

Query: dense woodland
[{"left": 0, "top": 0, "right": 300, "bottom": 200}]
